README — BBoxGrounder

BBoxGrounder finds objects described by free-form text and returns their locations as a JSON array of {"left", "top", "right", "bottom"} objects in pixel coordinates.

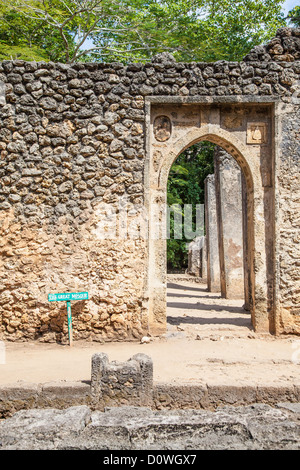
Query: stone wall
[
  {"left": 277, "top": 102, "right": 300, "bottom": 333},
  {"left": 0, "top": 27, "right": 299, "bottom": 340},
  {"left": 0, "top": 60, "right": 149, "bottom": 342}
]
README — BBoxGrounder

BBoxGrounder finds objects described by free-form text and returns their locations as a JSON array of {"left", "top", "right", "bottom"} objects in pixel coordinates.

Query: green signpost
[{"left": 48, "top": 292, "right": 89, "bottom": 346}]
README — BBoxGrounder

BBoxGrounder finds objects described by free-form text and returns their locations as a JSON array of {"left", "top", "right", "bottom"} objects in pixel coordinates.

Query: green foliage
[
  {"left": 0, "top": 42, "right": 48, "bottom": 61},
  {"left": 193, "top": 0, "right": 286, "bottom": 62},
  {"left": 167, "top": 141, "right": 215, "bottom": 206},
  {"left": 0, "top": 0, "right": 287, "bottom": 63},
  {"left": 0, "top": 1, "right": 78, "bottom": 62},
  {"left": 287, "top": 6, "right": 300, "bottom": 27},
  {"left": 90, "top": 0, "right": 286, "bottom": 63},
  {"left": 167, "top": 142, "right": 215, "bottom": 271}
]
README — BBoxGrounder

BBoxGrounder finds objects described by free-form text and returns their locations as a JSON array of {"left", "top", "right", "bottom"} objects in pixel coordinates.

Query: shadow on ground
[
  {"left": 167, "top": 279, "right": 252, "bottom": 330},
  {"left": 167, "top": 315, "right": 252, "bottom": 328}
]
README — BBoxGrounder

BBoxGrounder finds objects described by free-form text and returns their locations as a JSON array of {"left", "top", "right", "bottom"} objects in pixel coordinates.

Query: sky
[{"left": 282, "top": 0, "right": 299, "bottom": 15}]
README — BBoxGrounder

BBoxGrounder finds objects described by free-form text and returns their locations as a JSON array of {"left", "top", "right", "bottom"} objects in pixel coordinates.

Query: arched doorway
[
  {"left": 145, "top": 99, "right": 275, "bottom": 336},
  {"left": 166, "top": 140, "right": 252, "bottom": 337}
]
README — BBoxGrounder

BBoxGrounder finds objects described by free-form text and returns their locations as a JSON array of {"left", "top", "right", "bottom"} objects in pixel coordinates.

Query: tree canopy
[
  {"left": 287, "top": 6, "right": 300, "bottom": 27},
  {"left": 0, "top": 0, "right": 287, "bottom": 63},
  {"left": 167, "top": 142, "right": 215, "bottom": 270}
]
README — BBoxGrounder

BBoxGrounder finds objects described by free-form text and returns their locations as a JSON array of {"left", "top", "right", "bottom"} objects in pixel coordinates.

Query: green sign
[
  {"left": 48, "top": 292, "right": 89, "bottom": 302},
  {"left": 47, "top": 291, "right": 89, "bottom": 346}
]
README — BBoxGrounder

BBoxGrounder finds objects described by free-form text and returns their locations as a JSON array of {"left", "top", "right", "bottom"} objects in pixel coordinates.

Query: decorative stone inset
[
  {"left": 153, "top": 115, "right": 172, "bottom": 142},
  {"left": 247, "top": 122, "right": 268, "bottom": 144},
  {"left": 223, "top": 114, "right": 243, "bottom": 129}
]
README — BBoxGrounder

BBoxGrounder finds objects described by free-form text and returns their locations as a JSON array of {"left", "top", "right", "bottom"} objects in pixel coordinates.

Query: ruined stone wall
[
  {"left": 0, "top": 27, "right": 299, "bottom": 341},
  {"left": 244, "top": 28, "right": 300, "bottom": 334},
  {"left": 90, "top": 352, "right": 153, "bottom": 407},
  {"left": 277, "top": 102, "right": 300, "bottom": 333},
  {"left": 0, "top": 61, "right": 149, "bottom": 342}
]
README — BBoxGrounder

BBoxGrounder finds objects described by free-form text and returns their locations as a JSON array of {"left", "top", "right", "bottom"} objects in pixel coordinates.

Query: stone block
[
  {"left": 38, "top": 381, "right": 91, "bottom": 407},
  {"left": 91, "top": 353, "right": 153, "bottom": 407}
]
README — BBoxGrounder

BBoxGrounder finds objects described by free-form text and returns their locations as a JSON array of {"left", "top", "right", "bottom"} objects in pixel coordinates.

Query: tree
[
  {"left": 0, "top": 0, "right": 77, "bottom": 61},
  {"left": 0, "top": 0, "right": 165, "bottom": 63},
  {"left": 167, "top": 142, "right": 215, "bottom": 270},
  {"left": 0, "top": 0, "right": 287, "bottom": 63},
  {"left": 90, "top": 0, "right": 287, "bottom": 63},
  {"left": 287, "top": 6, "right": 300, "bottom": 27},
  {"left": 192, "top": 0, "right": 286, "bottom": 62}
]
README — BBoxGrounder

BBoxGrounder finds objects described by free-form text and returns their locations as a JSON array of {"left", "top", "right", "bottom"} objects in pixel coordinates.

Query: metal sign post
[
  {"left": 66, "top": 300, "right": 73, "bottom": 346},
  {"left": 48, "top": 292, "right": 89, "bottom": 346}
]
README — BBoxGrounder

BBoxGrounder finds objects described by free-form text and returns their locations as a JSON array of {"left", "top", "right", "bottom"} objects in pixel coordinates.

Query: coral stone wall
[
  {"left": 277, "top": 102, "right": 300, "bottom": 334},
  {"left": 0, "top": 27, "right": 299, "bottom": 341}
]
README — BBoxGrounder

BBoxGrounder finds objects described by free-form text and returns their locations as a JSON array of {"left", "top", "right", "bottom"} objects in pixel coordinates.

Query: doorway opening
[
  {"left": 166, "top": 140, "right": 252, "bottom": 338},
  {"left": 147, "top": 100, "right": 274, "bottom": 337}
]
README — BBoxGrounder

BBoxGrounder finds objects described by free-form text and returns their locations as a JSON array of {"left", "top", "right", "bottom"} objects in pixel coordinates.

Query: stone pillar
[
  {"left": 187, "top": 236, "right": 206, "bottom": 278},
  {"left": 187, "top": 238, "right": 200, "bottom": 276},
  {"left": 242, "top": 174, "right": 250, "bottom": 311},
  {"left": 214, "top": 147, "right": 244, "bottom": 299},
  {"left": 199, "top": 236, "right": 207, "bottom": 281},
  {"left": 204, "top": 175, "right": 220, "bottom": 292}
]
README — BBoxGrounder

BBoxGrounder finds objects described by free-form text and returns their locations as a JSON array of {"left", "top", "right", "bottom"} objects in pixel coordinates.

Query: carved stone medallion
[{"left": 153, "top": 115, "right": 172, "bottom": 142}]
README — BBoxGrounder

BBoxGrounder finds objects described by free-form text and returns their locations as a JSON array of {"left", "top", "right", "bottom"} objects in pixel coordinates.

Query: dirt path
[{"left": 0, "top": 277, "right": 299, "bottom": 387}]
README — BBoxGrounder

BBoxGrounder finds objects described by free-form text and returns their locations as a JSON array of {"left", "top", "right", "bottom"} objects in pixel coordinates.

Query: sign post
[
  {"left": 48, "top": 292, "right": 89, "bottom": 346},
  {"left": 66, "top": 300, "right": 73, "bottom": 346}
]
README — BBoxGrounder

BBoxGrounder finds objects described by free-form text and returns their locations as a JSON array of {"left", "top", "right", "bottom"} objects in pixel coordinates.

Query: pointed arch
[{"left": 157, "top": 126, "right": 256, "bottom": 196}]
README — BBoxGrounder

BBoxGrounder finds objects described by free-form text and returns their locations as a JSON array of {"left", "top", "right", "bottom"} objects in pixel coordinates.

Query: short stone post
[
  {"left": 90, "top": 352, "right": 109, "bottom": 399},
  {"left": 130, "top": 353, "right": 153, "bottom": 406},
  {"left": 90, "top": 353, "right": 153, "bottom": 407}
]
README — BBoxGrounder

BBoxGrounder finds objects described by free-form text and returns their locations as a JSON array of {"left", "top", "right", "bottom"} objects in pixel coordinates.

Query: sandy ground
[{"left": 0, "top": 276, "right": 299, "bottom": 387}]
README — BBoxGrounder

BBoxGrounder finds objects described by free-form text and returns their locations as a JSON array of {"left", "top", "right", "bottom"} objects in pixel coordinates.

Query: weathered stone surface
[
  {"left": 0, "top": 404, "right": 299, "bottom": 450},
  {"left": 91, "top": 353, "right": 153, "bottom": 407},
  {"left": 205, "top": 175, "right": 220, "bottom": 292},
  {"left": 214, "top": 147, "right": 244, "bottom": 299},
  {"left": 187, "top": 236, "right": 206, "bottom": 278},
  {"left": 0, "top": 28, "right": 299, "bottom": 341}
]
